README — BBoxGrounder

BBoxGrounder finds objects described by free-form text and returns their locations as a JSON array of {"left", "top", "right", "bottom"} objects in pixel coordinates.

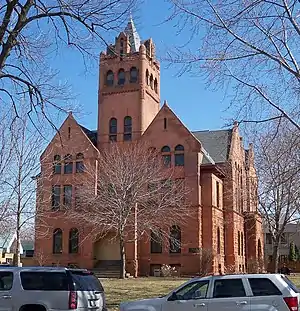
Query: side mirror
[{"left": 168, "top": 292, "right": 177, "bottom": 301}]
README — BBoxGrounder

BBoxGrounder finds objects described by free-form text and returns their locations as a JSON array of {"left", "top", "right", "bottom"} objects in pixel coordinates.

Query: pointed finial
[{"left": 163, "top": 100, "right": 168, "bottom": 106}]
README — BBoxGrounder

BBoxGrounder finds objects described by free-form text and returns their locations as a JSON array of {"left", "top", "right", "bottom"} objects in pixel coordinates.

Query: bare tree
[
  {"left": 68, "top": 142, "right": 191, "bottom": 279},
  {"left": 0, "top": 0, "right": 136, "bottom": 127},
  {"left": 167, "top": 0, "right": 300, "bottom": 130},
  {"left": 254, "top": 123, "right": 300, "bottom": 272}
]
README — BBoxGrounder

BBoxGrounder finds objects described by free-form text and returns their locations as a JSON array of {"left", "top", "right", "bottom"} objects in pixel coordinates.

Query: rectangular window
[
  {"left": 123, "top": 133, "right": 132, "bottom": 141},
  {"left": 109, "top": 134, "right": 117, "bottom": 142},
  {"left": 20, "top": 272, "right": 68, "bottom": 291},
  {"left": 248, "top": 278, "right": 282, "bottom": 296},
  {"left": 216, "top": 181, "right": 220, "bottom": 207},
  {"left": 64, "top": 162, "right": 73, "bottom": 174},
  {"left": 76, "top": 161, "right": 84, "bottom": 173},
  {"left": 52, "top": 185, "right": 60, "bottom": 210},
  {"left": 150, "top": 231, "right": 162, "bottom": 253},
  {"left": 163, "top": 155, "right": 171, "bottom": 167},
  {"left": 53, "top": 163, "right": 61, "bottom": 174},
  {"left": 266, "top": 233, "right": 272, "bottom": 244},
  {"left": 213, "top": 279, "right": 246, "bottom": 298},
  {"left": 0, "top": 271, "right": 13, "bottom": 290},
  {"left": 175, "top": 154, "right": 184, "bottom": 166},
  {"left": 63, "top": 185, "right": 72, "bottom": 207},
  {"left": 280, "top": 233, "right": 287, "bottom": 244}
]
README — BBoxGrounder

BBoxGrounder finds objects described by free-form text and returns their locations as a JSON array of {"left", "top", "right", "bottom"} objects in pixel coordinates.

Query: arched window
[
  {"left": 175, "top": 144, "right": 184, "bottom": 166},
  {"left": 150, "top": 230, "right": 162, "bottom": 253},
  {"left": 69, "top": 228, "right": 79, "bottom": 254},
  {"left": 150, "top": 74, "right": 154, "bottom": 89},
  {"left": 53, "top": 228, "right": 63, "bottom": 254},
  {"left": 76, "top": 153, "right": 84, "bottom": 173},
  {"left": 118, "top": 69, "right": 125, "bottom": 85},
  {"left": 146, "top": 69, "right": 149, "bottom": 85},
  {"left": 123, "top": 116, "right": 132, "bottom": 141},
  {"left": 53, "top": 155, "right": 61, "bottom": 174},
  {"left": 106, "top": 70, "right": 114, "bottom": 86},
  {"left": 130, "top": 67, "right": 138, "bottom": 83},
  {"left": 161, "top": 146, "right": 171, "bottom": 167},
  {"left": 154, "top": 78, "right": 158, "bottom": 93},
  {"left": 169, "top": 225, "right": 181, "bottom": 253},
  {"left": 258, "top": 239, "right": 262, "bottom": 258},
  {"left": 109, "top": 118, "right": 117, "bottom": 142},
  {"left": 217, "top": 227, "right": 221, "bottom": 254},
  {"left": 64, "top": 154, "right": 73, "bottom": 174}
]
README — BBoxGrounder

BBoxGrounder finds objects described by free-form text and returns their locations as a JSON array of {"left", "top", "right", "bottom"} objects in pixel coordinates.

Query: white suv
[
  {"left": 0, "top": 266, "right": 107, "bottom": 311},
  {"left": 120, "top": 274, "right": 299, "bottom": 311}
]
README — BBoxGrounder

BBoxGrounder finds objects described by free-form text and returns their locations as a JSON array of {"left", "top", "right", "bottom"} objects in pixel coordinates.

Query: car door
[
  {"left": 0, "top": 270, "right": 14, "bottom": 311},
  {"left": 208, "top": 278, "right": 251, "bottom": 311},
  {"left": 162, "top": 280, "right": 210, "bottom": 311}
]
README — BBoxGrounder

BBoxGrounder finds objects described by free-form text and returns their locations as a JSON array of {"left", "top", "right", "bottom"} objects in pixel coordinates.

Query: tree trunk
[
  {"left": 119, "top": 237, "right": 126, "bottom": 279},
  {"left": 271, "top": 243, "right": 279, "bottom": 273}
]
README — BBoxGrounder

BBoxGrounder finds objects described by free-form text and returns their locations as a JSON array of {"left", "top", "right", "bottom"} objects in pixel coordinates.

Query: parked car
[
  {"left": 0, "top": 266, "right": 107, "bottom": 311},
  {"left": 120, "top": 273, "right": 299, "bottom": 311}
]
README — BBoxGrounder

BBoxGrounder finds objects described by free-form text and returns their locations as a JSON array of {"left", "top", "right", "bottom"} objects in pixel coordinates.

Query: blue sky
[{"left": 52, "top": 0, "right": 233, "bottom": 132}]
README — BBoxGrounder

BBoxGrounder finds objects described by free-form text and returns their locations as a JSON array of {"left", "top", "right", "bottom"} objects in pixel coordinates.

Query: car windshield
[{"left": 71, "top": 271, "right": 104, "bottom": 292}]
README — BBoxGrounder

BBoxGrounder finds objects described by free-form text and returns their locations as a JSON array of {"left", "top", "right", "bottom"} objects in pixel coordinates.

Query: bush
[{"left": 161, "top": 264, "right": 177, "bottom": 277}]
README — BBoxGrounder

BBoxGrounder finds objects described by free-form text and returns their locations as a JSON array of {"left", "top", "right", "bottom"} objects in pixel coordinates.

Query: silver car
[{"left": 0, "top": 266, "right": 107, "bottom": 311}]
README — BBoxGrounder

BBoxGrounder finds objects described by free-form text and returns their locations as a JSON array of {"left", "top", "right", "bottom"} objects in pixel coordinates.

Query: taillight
[
  {"left": 284, "top": 297, "right": 298, "bottom": 311},
  {"left": 69, "top": 290, "right": 77, "bottom": 310}
]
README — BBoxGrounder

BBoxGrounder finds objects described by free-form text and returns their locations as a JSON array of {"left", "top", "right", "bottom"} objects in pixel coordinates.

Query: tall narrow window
[
  {"left": 63, "top": 185, "right": 72, "bottom": 207},
  {"left": 154, "top": 78, "right": 158, "bottom": 93},
  {"left": 174, "top": 144, "right": 184, "bottom": 166},
  {"left": 241, "top": 232, "right": 244, "bottom": 256},
  {"left": 118, "top": 69, "right": 125, "bottom": 85},
  {"left": 109, "top": 118, "right": 117, "bottom": 142},
  {"left": 123, "top": 116, "right": 132, "bottom": 141},
  {"left": 53, "top": 228, "right": 63, "bottom": 254},
  {"left": 169, "top": 225, "right": 181, "bottom": 253},
  {"left": 216, "top": 181, "right": 220, "bottom": 207},
  {"left": 238, "top": 231, "right": 241, "bottom": 256},
  {"left": 130, "top": 67, "right": 138, "bottom": 83},
  {"left": 52, "top": 185, "right": 61, "bottom": 210},
  {"left": 69, "top": 228, "right": 79, "bottom": 254},
  {"left": 146, "top": 69, "right": 149, "bottom": 85},
  {"left": 150, "top": 230, "right": 162, "bottom": 253},
  {"left": 258, "top": 239, "right": 262, "bottom": 258},
  {"left": 68, "top": 127, "right": 71, "bottom": 139},
  {"left": 161, "top": 146, "right": 171, "bottom": 167},
  {"left": 64, "top": 154, "right": 73, "bottom": 174},
  {"left": 150, "top": 74, "right": 154, "bottom": 89},
  {"left": 120, "top": 38, "right": 124, "bottom": 57},
  {"left": 76, "top": 153, "right": 84, "bottom": 173},
  {"left": 106, "top": 70, "right": 114, "bottom": 86},
  {"left": 217, "top": 227, "right": 221, "bottom": 254},
  {"left": 163, "top": 118, "right": 167, "bottom": 130},
  {"left": 53, "top": 155, "right": 61, "bottom": 174}
]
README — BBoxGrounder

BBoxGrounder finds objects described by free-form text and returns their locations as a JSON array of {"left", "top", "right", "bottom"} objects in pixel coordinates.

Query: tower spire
[{"left": 124, "top": 16, "right": 141, "bottom": 53}]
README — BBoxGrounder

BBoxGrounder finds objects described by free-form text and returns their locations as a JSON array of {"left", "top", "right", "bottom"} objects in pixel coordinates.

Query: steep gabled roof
[
  {"left": 80, "top": 125, "right": 97, "bottom": 147},
  {"left": 192, "top": 129, "right": 232, "bottom": 163},
  {"left": 124, "top": 17, "right": 141, "bottom": 53}
]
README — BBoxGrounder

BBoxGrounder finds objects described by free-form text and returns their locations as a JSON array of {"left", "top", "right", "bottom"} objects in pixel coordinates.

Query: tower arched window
[
  {"left": 123, "top": 116, "right": 132, "bottom": 141},
  {"left": 118, "top": 69, "right": 125, "bottom": 85},
  {"left": 154, "top": 78, "right": 158, "bottom": 93},
  {"left": 69, "top": 228, "right": 79, "bottom": 254},
  {"left": 109, "top": 118, "right": 117, "bottom": 142},
  {"left": 161, "top": 146, "right": 171, "bottom": 167},
  {"left": 53, "top": 228, "right": 63, "bottom": 254},
  {"left": 150, "top": 74, "right": 154, "bottom": 89},
  {"left": 130, "top": 67, "right": 138, "bottom": 83},
  {"left": 217, "top": 227, "right": 221, "bottom": 254},
  {"left": 169, "top": 225, "right": 181, "bottom": 253},
  {"left": 53, "top": 155, "right": 61, "bottom": 174},
  {"left": 146, "top": 69, "right": 149, "bottom": 85},
  {"left": 106, "top": 70, "right": 114, "bottom": 86},
  {"left": 174, "top": 144, "right": 184, "bottom": 166}
]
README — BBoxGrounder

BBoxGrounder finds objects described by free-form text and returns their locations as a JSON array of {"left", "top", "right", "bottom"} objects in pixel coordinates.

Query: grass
[{"left": 102, "top": 275, "right": 300, "bottom": 311}]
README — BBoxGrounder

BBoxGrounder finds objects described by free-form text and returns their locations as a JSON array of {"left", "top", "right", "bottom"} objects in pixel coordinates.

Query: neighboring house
[
  {"left": 264, "top": 223, "right": 300, "bottom": 264},
  {"left": 34, "top": 18, "right": 264, "bottom": 277},
  {"left": 0, "top": 232, "right": 34, "bottom": 264}
]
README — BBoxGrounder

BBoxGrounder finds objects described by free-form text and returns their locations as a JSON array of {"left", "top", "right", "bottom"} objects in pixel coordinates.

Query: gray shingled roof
[
  {"left": 124, "top": 17, "right": 141, "bottom": 53},
  {"left": 192, "top": 129, "right": 232, "bottom": 163},
  {"left": 80, "top": 126, "right": 97, "bottom": 147}
]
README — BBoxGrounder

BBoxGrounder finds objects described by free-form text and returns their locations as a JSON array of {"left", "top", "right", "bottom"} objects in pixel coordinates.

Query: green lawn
[{"left": 102, "top": 275, "right": 300, "bottom": 311}]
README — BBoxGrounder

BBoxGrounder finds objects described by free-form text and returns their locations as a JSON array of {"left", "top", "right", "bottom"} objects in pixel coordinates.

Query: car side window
[
  {"left": 175, "top": 281, "right": 209, "bottom": 300},
  {"left": 213, "top": 279, "right": 246, "bottom": 298},
  {"left": 248, "top": 278, "right": 282, "bottom": 296},
  {"left": 0, "top": 271, "right": 13, "bottom": 290}
]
